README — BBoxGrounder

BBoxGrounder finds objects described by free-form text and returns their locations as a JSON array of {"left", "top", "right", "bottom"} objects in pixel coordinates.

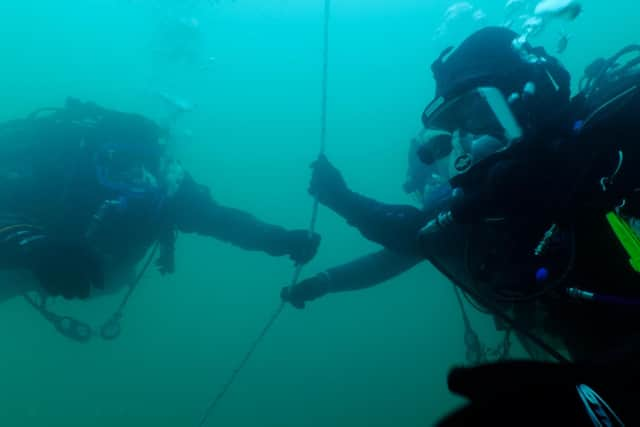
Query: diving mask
[
  {"left": 422, "top": 86, "right": 523, "bottom": 145},
  {"left": 419, "top": 87, "right": 523, "bottom": 180}
]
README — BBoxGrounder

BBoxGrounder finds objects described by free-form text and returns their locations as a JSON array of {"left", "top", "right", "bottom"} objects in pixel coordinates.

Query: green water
[{"left": 0, "top": 0, "right": 638, "bottom": 425}]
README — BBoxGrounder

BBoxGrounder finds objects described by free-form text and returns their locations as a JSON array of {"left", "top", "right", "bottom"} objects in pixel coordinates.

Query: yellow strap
[{"left": 606, "top": 211, "right": 640, "bottom": 273}]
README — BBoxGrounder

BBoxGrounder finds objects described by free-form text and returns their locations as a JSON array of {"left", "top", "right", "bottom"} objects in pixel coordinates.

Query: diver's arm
[
  {"left": 311, "top": 155, "right": 430, "bottom": 255},
  {"left": 324, "top": 189, "right": 429, "bottom": 256},
  {"left": 325, "top": 248, "right": 422, "bottom": 292},
  {"left": 281, "top": 249, "right": 423, "bottom": 308},
  {"left": 173, "top": 174, "right": 315, "bottom": 258}
]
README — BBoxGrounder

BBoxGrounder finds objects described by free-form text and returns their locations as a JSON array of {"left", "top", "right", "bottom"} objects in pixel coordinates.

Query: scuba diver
[
  {"left": 282, "top": 26, "right": 640, "bottom": 425},
  {"left": 0, "top": 97, "right": 320, "bottom": 339}
]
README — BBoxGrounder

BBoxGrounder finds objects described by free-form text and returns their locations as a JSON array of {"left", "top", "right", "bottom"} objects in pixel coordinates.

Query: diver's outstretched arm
[
  {"left": 172, "top": 174, "right": 320, "bottom": 265},
  {"left": 281, "top": 249, "right": 422, "bottom": 308},
  {"left": 310, "top": 155, "right": 430, "bottom": 255}
]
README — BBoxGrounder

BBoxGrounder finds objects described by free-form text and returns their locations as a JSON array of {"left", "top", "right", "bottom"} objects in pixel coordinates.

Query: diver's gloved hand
[
  {"left": 280, "top": 272, "right": 331, "bottom": 309},
  {"left": 309, "top": 154, "right": 349, "bottom": 207},
  {"left": 28, "top": 238, "right": 104, "bottom": 300},
  {"left": 285, "top": 230, "right": 321, "bottom": 265}
]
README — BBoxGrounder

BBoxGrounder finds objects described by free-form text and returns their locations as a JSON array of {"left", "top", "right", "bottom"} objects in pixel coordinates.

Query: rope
[
  {"left": 452, "top": 285, "right": 486, "bottom": 365},
  {"left": 100, "top": 241, "right": 161, "bottom": 340},
  {"left": 319, "top": 0, "right": 330, "bottom": 155},
  {"left": 197, "top": 1, "right": 331, "bottom": 424},
  {"left": 197, "top": 303, "right": 286, "bottom": 427}
]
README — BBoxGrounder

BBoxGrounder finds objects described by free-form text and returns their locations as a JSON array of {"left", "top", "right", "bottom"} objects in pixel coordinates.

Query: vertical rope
[
  {"left": 319, "top": 0, "right": 330, "bottom": 156},
  {"left": 309, "top": 0, "right": 330, "bottom": 237},
  {"left": 197, "top": 1, "right": 331, "bottom": 425}
]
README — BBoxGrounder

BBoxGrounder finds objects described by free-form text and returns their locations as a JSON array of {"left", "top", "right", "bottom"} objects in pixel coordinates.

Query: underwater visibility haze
[{"left": 0, "top": 0, "right": 639, "bottom": 425}]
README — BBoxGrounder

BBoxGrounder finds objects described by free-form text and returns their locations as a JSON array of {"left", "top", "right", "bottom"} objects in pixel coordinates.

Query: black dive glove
[
  {"left": 28, "top": 237, "right": 104, "bottom": 300},
  {"left": 309, "top": 154, "right": 350, "bottom": 208},
  {"left": 281, "top": 272, "right": 331, "bottom": 309},
  {"left": 284, "top": 230, "right": 321, "bottom": 265}
]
